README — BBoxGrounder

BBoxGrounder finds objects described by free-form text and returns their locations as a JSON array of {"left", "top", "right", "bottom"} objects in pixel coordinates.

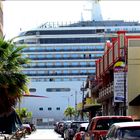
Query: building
[
  {"left": 86, "top": 30, "right": 140, "bottom": 120},
  {"left": 0, "top": 1, "right": 3, "bottom": 37},
  {"left": 14, "top": 1, "right": 140, "bottom": 123}
]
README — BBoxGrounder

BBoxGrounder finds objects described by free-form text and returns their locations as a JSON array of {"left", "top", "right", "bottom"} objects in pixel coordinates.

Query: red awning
[{"left": 23, "top": 94, "right": 48, "bottom": 98}]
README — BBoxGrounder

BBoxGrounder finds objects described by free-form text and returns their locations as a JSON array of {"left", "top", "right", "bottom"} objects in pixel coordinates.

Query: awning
[
  {"left": 129, "top": 94, "right": 140, "bottom": 106},
  {"left": 84, "top": 104, "right": 102, "bottom": 111}
]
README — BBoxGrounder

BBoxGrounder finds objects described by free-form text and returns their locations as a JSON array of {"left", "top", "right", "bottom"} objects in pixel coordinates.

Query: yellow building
[{"left": 128, "top": 35, "right": 140, "bottom": 119}]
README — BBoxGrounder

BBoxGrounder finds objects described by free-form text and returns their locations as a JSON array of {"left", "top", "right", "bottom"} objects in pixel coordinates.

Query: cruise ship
[{"left": 14, "top": 1, "right": 140, "bottom": 123}]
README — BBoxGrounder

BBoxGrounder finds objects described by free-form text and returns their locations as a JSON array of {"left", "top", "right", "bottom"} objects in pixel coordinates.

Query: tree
[
  {"left": 64, "top": 106, "right": 76, "bottom": 120},
  {"left": 16, "top": 108, "right": 32, "bottom": 122},
  {"left": 0, "top": 38, "right": 30, "bottom": 115}
]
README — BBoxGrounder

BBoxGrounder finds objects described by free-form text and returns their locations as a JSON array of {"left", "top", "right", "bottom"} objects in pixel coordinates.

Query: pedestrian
[{"left": 0, "top": 107, "right": 22, "bottom": 134}]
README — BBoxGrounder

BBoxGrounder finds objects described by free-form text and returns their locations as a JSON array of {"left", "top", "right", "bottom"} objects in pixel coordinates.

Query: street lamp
[
  {"left": 121, "top": 31, "right": 128, "bottom": 116},
  {"left": 123, "top": 44, "right": 128, "bottom": 116},
  {"left": 62, "top": 94, "right": 73, "bottom": 107},
  {"left": 80, "top": 82, "right": 85, "bottom": 121},
  {"left": 75, "top": 91, "right": 77, "bottom": 112}
]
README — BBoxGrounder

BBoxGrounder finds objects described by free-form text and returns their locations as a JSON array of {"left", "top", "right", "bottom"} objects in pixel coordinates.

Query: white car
[{"left": 105, "top": 121, "right": 140, "bottom": 140}]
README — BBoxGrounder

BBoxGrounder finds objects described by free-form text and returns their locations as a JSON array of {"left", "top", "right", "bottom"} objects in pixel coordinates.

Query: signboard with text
[{"left": 114, "top": 61, "right": 127, "bottom": 102}]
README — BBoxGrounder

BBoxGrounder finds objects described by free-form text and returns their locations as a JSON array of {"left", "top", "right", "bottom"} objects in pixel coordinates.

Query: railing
[
  {"left": 98, "top": 82, "right": 113, "bottom": 99},
  {"left": 96, "top": 31, "right": 127, "bottom": 79}
]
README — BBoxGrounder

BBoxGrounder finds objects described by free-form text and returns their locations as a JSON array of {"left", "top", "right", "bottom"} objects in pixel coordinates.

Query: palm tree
[
  {"left": 0, "top": 38, "right": 30, "bottom": 115},
  {"left": 16, "top": 108, "right": 32, "bottom": 122},
  {"left": 64, "top": 106, "right": 76, "bottom": 120}
]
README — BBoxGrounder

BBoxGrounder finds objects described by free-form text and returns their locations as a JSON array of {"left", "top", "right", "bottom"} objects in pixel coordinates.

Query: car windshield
[
  {"left": 95, "top": 118, "right": 132, "bottom": 130},
  {"left": 117, "top": 127, "right": 140, "bottom": 139}
]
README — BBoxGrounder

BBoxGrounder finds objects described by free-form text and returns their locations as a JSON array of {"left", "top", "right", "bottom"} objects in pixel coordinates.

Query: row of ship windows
[
  {"left": 20, "top": 29, "right": 105, "bottom": 36},
  {"left": 29, "top": 88, "right": 70, "bottom": 92},
  {"left": 26, "top": 53, "right": 103, "bottom": 59},
  {"left": 23, "top": 69, "right": 95, "bottom": 75},
  {"left": 19, "top": 28, "right": 139, "bottom": 37},
  {"left": 23, "top": 48, "right": 104, "bottom": 52},
  {"left": 31, "top": 77, "right": 86, "bottom": 82},
  {"left": 39, "top": 107, "right": 60, "bottom": 111},
  {"left": 26, "top": 61, "right": 96, "bottom": 67},
  {"left": 22, "top": 45, "right": 104, "bottom": 52},
  {"left": 17, "top": 37, "right": 108, "bottom": 44}
]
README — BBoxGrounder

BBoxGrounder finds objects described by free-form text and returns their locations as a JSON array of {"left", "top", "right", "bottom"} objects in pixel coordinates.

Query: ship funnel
[{"left": 83, "top": 0, "right": 103, "bottom": 21}]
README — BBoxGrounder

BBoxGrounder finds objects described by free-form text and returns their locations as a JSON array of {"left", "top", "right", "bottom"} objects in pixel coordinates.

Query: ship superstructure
[
  {"left": 14, "top": 0, "right": 140, "bottom": 123},
  {"left": 14, "top": 20, "right": 140, "bottom": 123}
]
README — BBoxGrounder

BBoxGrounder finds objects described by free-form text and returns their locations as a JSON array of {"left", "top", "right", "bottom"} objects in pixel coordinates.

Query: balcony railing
[
  {"left": 98, "top": 82, "right": 113, "bottom": 100},
  {"left": 96, "top": 31, "right": 127, "bottom": 79}
]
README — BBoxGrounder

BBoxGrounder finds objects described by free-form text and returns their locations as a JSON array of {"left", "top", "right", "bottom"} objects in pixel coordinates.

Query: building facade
[
  {"left": 85, "top": 31, "right": 140, "bottom": 120},
  {"left": 14, "top": 20, "right": 140, "bottom": 123},
  {"left": 0, "top": 1, "right": 3, "bottom": 37}
]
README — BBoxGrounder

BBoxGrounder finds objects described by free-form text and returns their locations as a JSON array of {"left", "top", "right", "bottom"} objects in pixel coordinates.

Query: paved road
[{"left": 22, "top": 129, "right": 63, "bottom": 140}]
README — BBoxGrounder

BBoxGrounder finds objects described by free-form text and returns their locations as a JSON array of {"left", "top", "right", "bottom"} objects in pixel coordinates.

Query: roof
[
  {"left": 92, "top": 116, "right": 132, "bottom": 120},
  {"left": 113, "top": 122, "right": 140, "bottom": 127},
  {"left": 80, "top": 122, "right": 89, "bottom": 128}
]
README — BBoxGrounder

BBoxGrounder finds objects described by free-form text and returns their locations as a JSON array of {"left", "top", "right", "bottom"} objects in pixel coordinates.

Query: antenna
[
  {"left": 81, "top": 12, "right": 84, "bottom": 22},
  {"left": 83, "top": 0, "right": 103, "bottom": 21}
]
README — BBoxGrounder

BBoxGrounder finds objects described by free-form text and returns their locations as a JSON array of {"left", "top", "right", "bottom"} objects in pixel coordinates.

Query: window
[
  {"left": 48, "top": 107, "right": 52, "bottom": 111},
  {"left": 46, "top": 88, "right": 70, "bottom": 92},
  {"left": 29, "top": 88, "right": 36, "bottom": 92},
  {"left": 39, "top": 107, "right": 43, "bottom": 111},
  {"left": 56, "top": 107, "right": 60, "bottom": 110}
]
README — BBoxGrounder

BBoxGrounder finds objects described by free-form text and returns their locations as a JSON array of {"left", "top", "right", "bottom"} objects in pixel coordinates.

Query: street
[{"left": 22, "top": 128, "right": 63, "bottom": 140}]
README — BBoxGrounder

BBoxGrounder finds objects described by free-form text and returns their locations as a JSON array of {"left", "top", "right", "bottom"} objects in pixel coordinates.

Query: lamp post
[
  {"left": 123, "top": 45, "right": 127, "bottom": 116},
  {"left": 80, "top": 82, "right": 85, "bottom": 121},
  {"left": 62, "top": 94, "right": 73, "bottom": 107},
  {"left": 75, "top": 91, "right": 77, "bottom": 112}
]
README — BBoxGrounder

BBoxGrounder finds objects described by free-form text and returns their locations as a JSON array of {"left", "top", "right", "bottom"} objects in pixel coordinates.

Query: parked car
[
  {"left": 105, "top": 121, "right": 140, "bottom": 140},
  {"left": 73, "top": 122, "right": 89, "bottom": 140},
  {"left": 59, "top": 120, "right": 72, "bottom": 138},
  {"left": 54, "top": 121, "right": 64, "bottom": 134},
  {"left": 54, "top": 121, "right": 59, "bottom": 132},
  {"left": 83, "top": 116, "right": 133, "bottom": 140},
  {"left": 54, "top": 120, "right": 72, "bottom": 135},
  {"left": 64, "top": 121, "right": 88, "bottom": 140}
]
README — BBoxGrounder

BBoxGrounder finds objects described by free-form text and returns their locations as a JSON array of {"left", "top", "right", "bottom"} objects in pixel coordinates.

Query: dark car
[
  {"left": 54, "top": 120, "right": 71, "bottom": 135},
  {"left": 73, "top": 122, "right": 89, "bottom": 140},
  {"left": 59, "top": 120, "right": 72, "bottom": 138},
  {"left": 64, "top": 121, "right": 88, "bottom": 140},
  {"left": 54, "top": 121, "right": 59, "bottom": 133}
]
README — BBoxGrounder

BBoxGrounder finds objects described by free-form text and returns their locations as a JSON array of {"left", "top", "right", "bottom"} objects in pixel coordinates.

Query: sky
[{"left": 3, "top": 1, "right": 140, "bottom": 40}]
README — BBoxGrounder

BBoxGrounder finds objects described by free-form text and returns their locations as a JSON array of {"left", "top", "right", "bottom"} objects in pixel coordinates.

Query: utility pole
[
  {"left": 81, "top": 82, "right": 85, "bottom": 121},
  {"left": 75, "top": 91, "right": 77, "bottom": 111},
  {"left": 75, "top": 91, "right": 77, "bottom": 120},
  {"left": 123, "top": 42, "right": 128, "bottom": 116}
]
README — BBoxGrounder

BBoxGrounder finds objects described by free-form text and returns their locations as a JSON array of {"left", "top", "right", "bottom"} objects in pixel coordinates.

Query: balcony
[
  {"left": 97, "top": 82, "right": 113, "bottom": 102},
  {"left": 96, "top": 31, "right": 127, "bottom": 79}
]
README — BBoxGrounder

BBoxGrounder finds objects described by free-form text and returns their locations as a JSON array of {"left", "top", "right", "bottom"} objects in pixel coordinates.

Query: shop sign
[{"left": 113, "top": 61, "right": 127, "bottom": 102}]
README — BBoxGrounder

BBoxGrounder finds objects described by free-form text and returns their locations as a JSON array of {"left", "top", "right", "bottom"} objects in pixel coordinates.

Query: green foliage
[
  {"left": 0, "top": 38, "right": 30, "bottom": 114},
  {"left": 16, "top": 108, "right": 32, "bottom": 122},
  {"left": 64, "top": 106, "right": 76, "bottom": 120}
]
